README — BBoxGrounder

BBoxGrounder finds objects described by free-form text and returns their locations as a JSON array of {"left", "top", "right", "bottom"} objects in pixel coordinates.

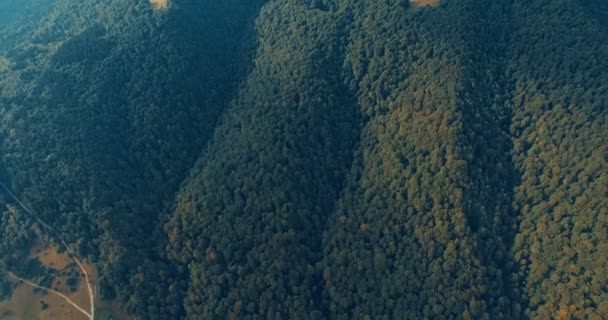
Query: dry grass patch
[
  {"left": 410, "top": 0, "right": 440, "bottom": 7},
  {"left": 1, "top": 243, "right": 132, "bottom": 320},
  {"left": 36, "top": 246, "right": 72, "bottom": 271},
  {"left": 0, "top": 282, "right": 89, "bottom": 320},
  {"left": 149, "top": 0, "right": 170, "bottom": 9}
]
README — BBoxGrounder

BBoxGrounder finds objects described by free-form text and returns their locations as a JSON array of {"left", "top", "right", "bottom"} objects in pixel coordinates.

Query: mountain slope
[
  {"left": 318, "top": 0, "right": 519, "bottom": 318},
  {"left": 166, "top": 2, "right": 360, "bottom": 317},
  {"left": 508, "top": 0, "right": 608, "bottom": 318},
  {"left": 0, "top": 0, "right": 606, "bottom": 319},
  {"left": 1, "top": 0, "right": 264, "bottom": 318}
]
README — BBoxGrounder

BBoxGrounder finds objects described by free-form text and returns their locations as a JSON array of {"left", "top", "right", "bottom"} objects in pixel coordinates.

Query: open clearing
[
  {"left": 410, "top": 0, "right": 440, "bottom": 7},
  {"left": 0, "top": 279, "right": 88, "bottom": 320},
  {"left": 0, "top": 243, "right": 131, "bottom": 320},
  {"left": 149, "top": 0, "right": 170, "bottom": 9},
  {"left": 36, "top": 246, "right": 72, "bottom": 271}
]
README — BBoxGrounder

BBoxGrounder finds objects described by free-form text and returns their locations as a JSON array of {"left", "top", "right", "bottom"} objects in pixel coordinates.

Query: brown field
[
  {"left": 35, "top": 246, "right": 72, "bottom": 271},
  {"left": 149, "top": 0, "right": 170, "bottom": 9},
  {"left": 0, "top": 243, "right": 132, "bottom": 320},
  {"left": 410, "top": 0, "right": 441, "bottom": 7},
  {"left": 0, "top": 284, "right": 89, "bottom": 320}
]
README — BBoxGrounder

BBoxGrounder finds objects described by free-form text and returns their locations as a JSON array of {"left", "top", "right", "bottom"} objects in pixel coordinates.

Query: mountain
[{"left": 1, "top": 0, "right": 606, "bottom": 319}]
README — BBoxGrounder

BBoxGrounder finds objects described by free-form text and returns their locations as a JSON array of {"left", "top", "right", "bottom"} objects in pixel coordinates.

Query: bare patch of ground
[
  {"left": 410, "top": 0, "right": 440, "bottom": 7},
  {"left": 35, "top": 246, "right": 72, "bottom": 271},
  {"left": 149, "top": 0, "right": 170, "bottom": 9},
  {"left": 0, "top": 273, "right": 89, "bottom": 320},
  {"left": 0, "top": 242, "right": 132, "bottom": 320}
]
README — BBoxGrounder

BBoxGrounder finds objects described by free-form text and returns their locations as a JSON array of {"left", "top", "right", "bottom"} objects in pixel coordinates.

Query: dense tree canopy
[{"left": 0, "top": 0, "right": 606, "bottom": 319}]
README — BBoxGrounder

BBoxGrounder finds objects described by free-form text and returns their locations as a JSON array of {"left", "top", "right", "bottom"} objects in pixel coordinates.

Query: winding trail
[
  {"left": 0, "top": 269, "right": 93, "bottom": 320},
  {"left": 0, "top": 182, "right": 96, "bottom": 319}
]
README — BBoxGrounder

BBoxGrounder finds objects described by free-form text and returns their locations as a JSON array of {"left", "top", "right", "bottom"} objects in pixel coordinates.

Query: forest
[{"left": 0, "top": 0, "right": 606, "bottom": 319}]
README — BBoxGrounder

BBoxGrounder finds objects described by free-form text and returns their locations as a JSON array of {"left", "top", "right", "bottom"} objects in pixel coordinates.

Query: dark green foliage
[
  {"left": 319, "top": 0, "right": 520, "bottom": 318},
  {"left": 0, "top": 0, "right": 55, "bottom": 51},
  {"left": 1, "top": 0, "right": 607, "bottom": 319},
  {"left": 0, "top": 277, "right": 12, "bottom": 301},
  {"left": 1, "top": 0, "right": 265, "bottom": 318},
  {"left": 508, "top": 0, "right": 608, "bottom": 318},
  {"left": 0, "top": 204, "right": 35, "bottom": 266},
  {"left": 166, "top": 2, "right": 360, "bottom": 317},
  {"left": 579, "top": 0, "right": 608, "bottom": 26},
  {"left": 66, "top": 276, "right": 79, "bottom": 292}
]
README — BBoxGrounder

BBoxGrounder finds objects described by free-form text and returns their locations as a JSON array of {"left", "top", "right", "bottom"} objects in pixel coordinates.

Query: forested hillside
[
  {"left": 1, "top": 0, "right": 606, "bottom": 319},
  {"left": 1, "top": 0, "right": 265, "bottom": 318},
  {"left": 509, "top": 0, "right": 608, "bottom": 318}
]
